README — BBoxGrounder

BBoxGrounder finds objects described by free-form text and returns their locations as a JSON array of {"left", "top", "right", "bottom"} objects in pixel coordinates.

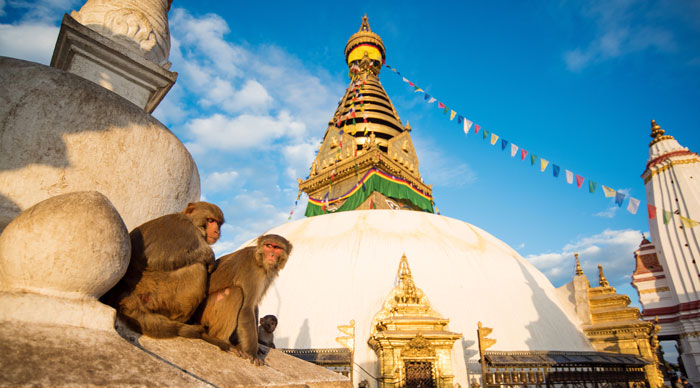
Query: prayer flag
[
  {"left": 483, "top": 129, "right": 490, "bottom": 140},
  {"left": 530, "top": 154, "right": 538, "bottom": 166},
  {"left": 450, "top": 110, "right": 456, "bottom": 120},
  {"left": 647, "top": 204, "right": 656, "bottom": 219},
  {"left": 565, "top": 170, "right": 574, "bottom": 184},
  {"left": 589, "top": 180, "right": 597, "bottom": 193},
  {"left": 474, "top": 124, "right": 481, "bottom": 134},
  {"left": 458, "top": 115, "right": 463, "bottom": 124},
  {"left": 521, "top": 149, "right": 528, "bottom": 161},
  {"left": 510, "top": 143, "right": 519, "bottom": 157},
  {"left": 627, "top": 197, "right": 640, "bottom": 214},
  {"left": 424, "top": 93, "right": 430, "bottom": 100},
  {"left": 576, "top": 174, "right": 584, "bottom": 188},
  {"left": 615, "top": 192, "right": 625, "bottom": 207},
  {"left": 415, "top": 87, "right": 423, "bottom": 93},
  {"left": 553, "top": 164, "right": 560, "bottom": 177},
  {"left": 540, "top": 158, "right": 549, "bottom": 172},
  {"left": 408, "top": 81, "right": 415, "bottom": 87},
  {"left": 502, "top": 139, "right": 509, "bottom": 150},
  {"left": 463, "top": 119, "right": 473, "bottom": 135},
  {"left": 602, "top": 186, "right": 616, "bottom": 198},
  {"left": 402, "top": 77, "right": 409, "bottom": 83},
  {"left": 680, "top": 216, "right": 699, "bottom": 228},
  {"left": 428, "top": 97, "right": 436, "bottom": 103},
  {"left": 663, "top": 210, "right": 672, "bottom": 224},
  {"left": 438, "top": 102, "right": 445, "bottom": 109},
  {"left": 490, "top": 133, "right": 499, "bottom": 145},
  {"left": 443, "top": 106, "right": 449, "bottom": 114}
]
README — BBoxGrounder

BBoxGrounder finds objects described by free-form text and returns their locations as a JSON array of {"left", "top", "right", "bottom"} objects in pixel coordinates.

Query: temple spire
[
  {"left": 575, "top": 252, "right": 584, "bottom": 276},
  {"left": 598, "top": 264, "right": 610, "bottom": 287}
]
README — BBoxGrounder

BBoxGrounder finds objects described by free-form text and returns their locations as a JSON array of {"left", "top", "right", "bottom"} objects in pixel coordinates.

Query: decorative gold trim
[
  {"left": 643, "top": 158, "right": 700, "bottom": 183},
  {"left": 639, "top": 287, "right": 670, "bottom": 294}
]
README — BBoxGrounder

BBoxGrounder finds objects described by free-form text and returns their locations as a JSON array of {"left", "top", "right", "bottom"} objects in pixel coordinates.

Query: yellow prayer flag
[
  {"left": 602, "top": 186, "right": 616, "bottom": 198},
  {"left": 490, "top": 133, "right": 499, "bottom": 145},
  {"left": 450, "top": 110, "right": 456, "bottom": 120},
  {"left": 540, "top": 158, "right": 549, "bottom": 172},
  {"left": 680, "top": 216, "right": 700, "bottom": 228}
]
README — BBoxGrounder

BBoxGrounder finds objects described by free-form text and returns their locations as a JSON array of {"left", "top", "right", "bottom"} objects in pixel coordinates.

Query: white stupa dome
[{"left": 258, "top": 209, "right": 592, "bottom": 386}]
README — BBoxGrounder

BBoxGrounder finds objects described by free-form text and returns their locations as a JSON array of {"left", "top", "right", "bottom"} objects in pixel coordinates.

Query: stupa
[{"left": 257, "top": 16, "right": 657, "bottom": 388}]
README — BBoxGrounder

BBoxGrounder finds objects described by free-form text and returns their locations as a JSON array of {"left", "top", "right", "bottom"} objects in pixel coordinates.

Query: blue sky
[{"left": 2, "top": 0, "right": 700, "bottom": 305}]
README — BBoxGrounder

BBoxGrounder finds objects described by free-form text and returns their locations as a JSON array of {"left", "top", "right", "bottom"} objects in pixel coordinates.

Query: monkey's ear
[{"left": 184, "top": 202, "right": 196, "bottom": 215}]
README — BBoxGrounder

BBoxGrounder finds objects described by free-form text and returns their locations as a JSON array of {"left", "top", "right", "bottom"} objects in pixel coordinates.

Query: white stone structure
[
  {"left": 257, "top": 210, "right": 594, "bottom": 388},
  {"left": 637, "top": 120, "right": 700, "bottom": 382}
]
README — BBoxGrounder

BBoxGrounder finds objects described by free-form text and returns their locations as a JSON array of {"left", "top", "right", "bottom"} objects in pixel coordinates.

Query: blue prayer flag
[{"left": 553, "top": 165, "right": 560, "bottom": 177}]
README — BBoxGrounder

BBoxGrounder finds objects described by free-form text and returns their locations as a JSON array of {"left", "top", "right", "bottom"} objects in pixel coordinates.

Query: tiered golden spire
[
  {"left": 298, "top": 16, "right": 432, "bottom": 213},
  {"left": 649, "top": 119, "right": 674, "bottom": 146},
  {"left": 598, "top": 264, "right": 610, "bottom": 287}
]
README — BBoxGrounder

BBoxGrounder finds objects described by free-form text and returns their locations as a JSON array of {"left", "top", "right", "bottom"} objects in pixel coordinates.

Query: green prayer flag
[
  {"left": 663, "top": 210, "right": 673, "bottom": 225},
  {"left": 530, "top": 154, "right": 538, "bottom": 166},
  {"left": 483, "top": 130, "right": 489, "bottom": 140},
  {"left": 589, "top": 180, "right": 597, "bottom": 193}
]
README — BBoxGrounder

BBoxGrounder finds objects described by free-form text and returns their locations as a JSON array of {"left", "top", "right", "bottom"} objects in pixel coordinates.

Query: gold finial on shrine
[
  {"left": 649, "top": 119, "right": 674, "bottom": 146},
  {"left": 575, "top": 252, "right": 584, "bottom": 276},
  {"left": 344, "top": 15, "right": 385, "bottom": 75},
  {"left": 598, "top": 264, "right": 610, "bottom": 287}
]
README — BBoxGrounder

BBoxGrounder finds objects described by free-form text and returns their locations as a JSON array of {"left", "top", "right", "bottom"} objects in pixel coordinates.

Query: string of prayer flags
[
  {"left": 566, "top": 170, "right": 574, "bottom": 184},
  {"left": 663, "top": 210, "right": 673, "bottom": 224},
  {"left": 602, "top": 186, "right": 616, "bottom": 198},
  {"left": 614, "top": 192, "right": 626, "bottom": 207},
  {"left": 627, "top": 197, "right": 640, "bottom": 215},
  {"left": 382, "top": 63, "right": 700, "bottom": 226},
  {"left": 680, "top": 216, "right": 699, "bottom": 228},
  {"left": 647, "top": 204, "right": 656, "bottom": 219},
  {"left": 589, "top": 180, "right": 597, "bottom": 193}
]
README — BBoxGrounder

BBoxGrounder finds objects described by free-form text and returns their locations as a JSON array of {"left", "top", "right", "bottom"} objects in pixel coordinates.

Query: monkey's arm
[{"left": 207, "top": 248, "right": 254, "bottom": 294}]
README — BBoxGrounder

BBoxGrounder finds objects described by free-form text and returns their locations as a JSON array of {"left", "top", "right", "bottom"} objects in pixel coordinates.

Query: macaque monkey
[
  {"left": 258, "top": 315, "right": 277, "bottom": 349},
  {"left": 200, "top": 234, "right": 292, "bottom": 365},
  {"left": 102, "top": 202, "right": 226, "bottom": 342}
]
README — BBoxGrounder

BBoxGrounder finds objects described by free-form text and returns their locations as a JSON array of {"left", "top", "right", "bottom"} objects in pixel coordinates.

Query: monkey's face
[
  {"left": 205, "top": 217, "right": 221, "bottom": 244},
  {"left": 261, "top": 318, "right": 277, "bottom": 333},
  {"left": 262, "top": 242, "right": 285, "bottom": 269}
]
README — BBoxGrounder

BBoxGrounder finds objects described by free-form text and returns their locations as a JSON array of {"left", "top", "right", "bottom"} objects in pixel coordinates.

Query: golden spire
[
  {"left": 598, "top": 264, "right": 610, "bottom": 287},
  {"left": 649, "top": 119, "right": 674, "bottom": 146},
  {"left": 575, "top": 252, "right": 584, "bottom": 276},
  {"left": 344, "top": 15, "right": 385, "bottom": 76}
]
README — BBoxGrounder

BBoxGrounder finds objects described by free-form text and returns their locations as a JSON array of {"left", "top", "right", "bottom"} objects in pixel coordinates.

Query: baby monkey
[{"left": 258, "top": 314, "right": 277, "bottom": 349}]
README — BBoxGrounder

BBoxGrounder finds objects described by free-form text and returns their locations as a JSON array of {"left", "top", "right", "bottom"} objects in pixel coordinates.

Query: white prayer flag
[
  {"left": 565, "top": 170, "right": 574, "bottom": 184},
  {"left": 627, "top": 197, "right": 640, "bottom": 214},
  {"left": 463, "top": 119, "right": 473, "bottom": 135},
  {"left": 510, "top": 144, "right": 519, "bottom": 157},
  {"left": 427, "top": 97, "right": 436, "bottom": 103}
]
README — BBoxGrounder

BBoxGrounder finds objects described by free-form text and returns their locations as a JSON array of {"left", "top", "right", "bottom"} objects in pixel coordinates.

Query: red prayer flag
[
  {"left": 576, "top": 175, "right": 584, "bottom": 188},
  {"left": 647, "top": 204, "right": 656, "bottom": 219},
  {"left": 408, "top": 81, "right": 414, "bottom": 87},
  {"left": 438, "top": 102, "right": 445, "bottom": 109},
  {"left": 520, "top": 149, "right": 528, "bottom": 161},
  {"left": 474, "top": 124, "right": 481, "bottom": 134}
]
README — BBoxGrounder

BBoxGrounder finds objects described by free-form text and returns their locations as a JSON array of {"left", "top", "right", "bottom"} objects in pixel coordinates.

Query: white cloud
[
  {"left": 203, "top": 170, "right": 239, "bottom": 193},
  {"left": 7, "top": 0, "right": 78, "bottom": 23},
  {"left": 0, "top": 23, "right": 58, "bottom": 64},
  {"left": 414, "top": 136, "right": 477, "bottom": 187},
  {"left": 594, "top": 206, "right": 619, "bottom": 218},
  {"left": 564, "top": 0, "right": 677, "bottom": 71},
  {"left": 526, "top": 228, "right": 646, "bottom": 288}
]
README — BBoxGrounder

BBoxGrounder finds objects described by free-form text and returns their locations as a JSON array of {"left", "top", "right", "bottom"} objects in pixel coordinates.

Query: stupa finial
[
  {"left": 598, "top": 264, "right": 610, "bottom": 287},
  {"left": 360, "top": 14, "right": 371, "bottom": 32},
  {"left": 649, "top": 119, "right": 674, "bottom": 146},
  {"left": 575, "top": 252, "right": 584, "bottom": 276}
]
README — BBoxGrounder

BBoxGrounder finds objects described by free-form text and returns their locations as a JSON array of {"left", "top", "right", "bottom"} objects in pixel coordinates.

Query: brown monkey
[
  {"left": 200, "top": 234, "right": 292, "bottom": 365},
  {"left": 102, "top": 202, "right": 226, "bottom": 342},
  {"left": 258, "top": 314, "right": 277, "bottom": 349}
]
